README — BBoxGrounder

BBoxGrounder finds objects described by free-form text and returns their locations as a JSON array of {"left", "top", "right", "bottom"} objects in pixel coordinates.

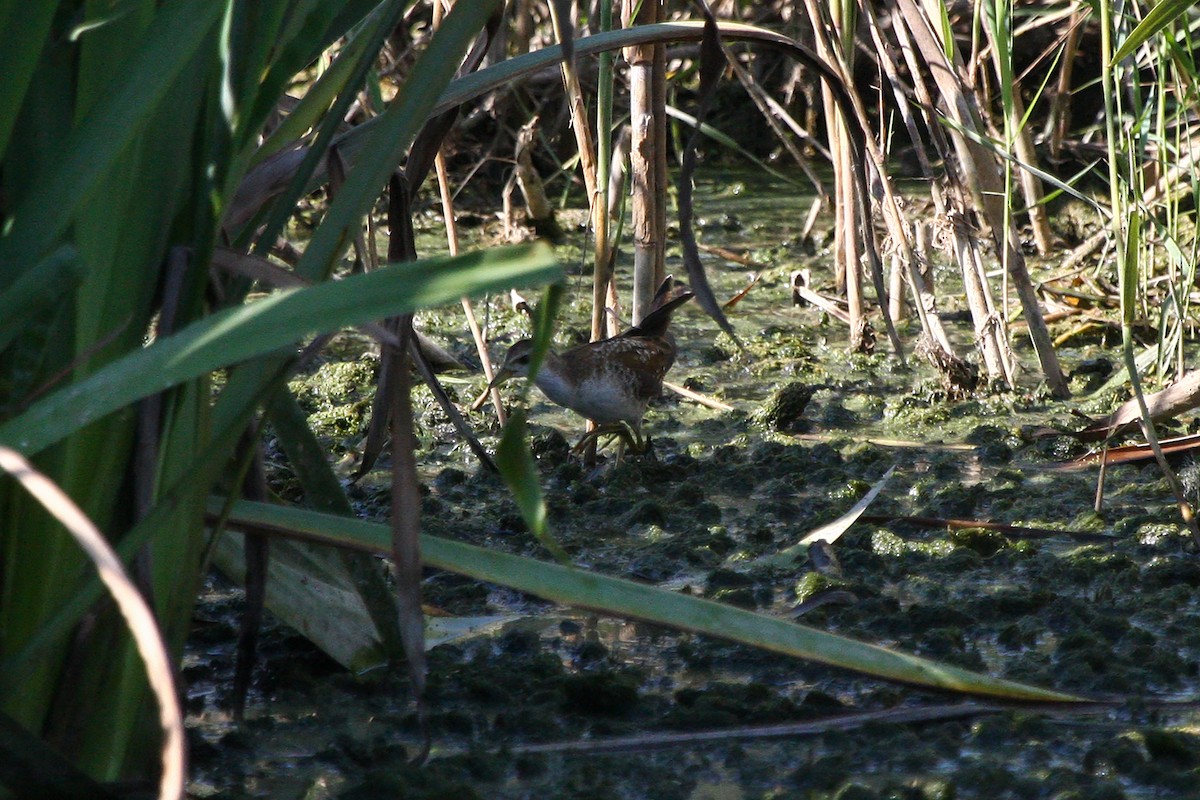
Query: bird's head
[{"left": 488, "top": 338, "right": 537, "bottom": 389}]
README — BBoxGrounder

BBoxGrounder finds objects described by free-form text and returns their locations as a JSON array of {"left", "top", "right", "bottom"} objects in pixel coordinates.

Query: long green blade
[
  {"left": 495, "top": 410, "right": 566, "bottom": 562},
  {"left": 0, "top": 242, "right": 559, "bottom": 455},
  {"left": 0, "top": 0, "right": 222, "bottom": 270},
  {"left": 0, "top": 246, "right": 83, "bottom": 353},
  {"left": 1112, "top": 0, "right": 1194, "bottom": 62},
  {"left": 295, "top": 0, "right": 502, "bottom": 280},
  {"left": 0, "top": 1, "right": 61, "bottom": 159},
  {"left": 220, "top": 499, "right": 1086, "bottom": 703}
]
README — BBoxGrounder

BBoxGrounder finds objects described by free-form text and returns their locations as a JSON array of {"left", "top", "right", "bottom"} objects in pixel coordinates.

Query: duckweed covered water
[{"left": 188, "top": 171, "right": 1200, "bottom": 800}]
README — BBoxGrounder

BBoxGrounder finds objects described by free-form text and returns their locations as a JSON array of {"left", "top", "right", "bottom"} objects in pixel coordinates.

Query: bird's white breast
[{"left": 535, "top": 370, "right": 643, "bottom": 426}]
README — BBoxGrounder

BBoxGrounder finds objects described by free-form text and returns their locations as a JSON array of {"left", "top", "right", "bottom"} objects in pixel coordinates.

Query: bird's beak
[{"left": 486, "top": 366, "right": 513, "bottom": 392}]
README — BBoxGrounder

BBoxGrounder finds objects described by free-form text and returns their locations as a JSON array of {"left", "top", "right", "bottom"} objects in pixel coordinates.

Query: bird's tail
[{"left": 626, "top": 275, "right": 693, "bottom": 339}]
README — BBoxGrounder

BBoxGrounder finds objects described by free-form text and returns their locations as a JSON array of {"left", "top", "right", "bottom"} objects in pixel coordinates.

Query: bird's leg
[
  {"left": 570, "top": 426, "right": 602, "bottom": 456},
  {"left": 570, "top": 423, "right": 642, "bottom": 457},
  {"left": 640, "top": 433, "right": 655, "bottom": 461},
  {"left": 570, "top": 424, "right": 620, "bottom": 455}
]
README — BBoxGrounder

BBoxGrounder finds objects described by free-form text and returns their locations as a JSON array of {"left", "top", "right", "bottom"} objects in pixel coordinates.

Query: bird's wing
[{"left": 603, "top": 337, "right": 675, "bottom": 400}]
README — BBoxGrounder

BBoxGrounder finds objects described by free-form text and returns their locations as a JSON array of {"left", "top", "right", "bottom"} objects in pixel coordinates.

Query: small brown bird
[{"left": 490, "top": 278, "right": 693, "bottom": 453}]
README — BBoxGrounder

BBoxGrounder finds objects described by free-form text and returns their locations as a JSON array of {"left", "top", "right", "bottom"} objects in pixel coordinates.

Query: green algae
[
  {"left": 188, "top": 169, "right": 1200, "bottom": 800},
  {"left": 288, "top": 357, "right": 379, "bottom": 447}
]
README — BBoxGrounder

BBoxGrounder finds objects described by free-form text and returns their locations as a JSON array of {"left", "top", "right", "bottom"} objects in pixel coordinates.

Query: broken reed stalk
[
  {"left": 625, "top": 0, "right": 667, "bottom": 324},
  {"left": 897, "top": 0, "right": 1068, "bottom": 397},
  {"left": 949, "top": 211, "right": 1019, "bottom": 385},
  {"left": 860, "top": 5, "right": 944, "bottom": 339},
  {"left": 885, "top": 7, "right": 1013, "bottom": 379},
  {"left": 901, "top": 26, "right": 1018, "bottom": 385},
  {"left": 803, "top": 0, "right": 865, "bottom": 349},
  {"left": 800, "top": 0, "right": 906, "bottom": 358},
  {"left": 858, "top": 3, "right": 944, "bottom": 349},
  {"left": 513, "top": 117, "right": 562, "bottom": 240},
  {"left": 867, "top": 0, "right": 1019, "bottom": 386}
]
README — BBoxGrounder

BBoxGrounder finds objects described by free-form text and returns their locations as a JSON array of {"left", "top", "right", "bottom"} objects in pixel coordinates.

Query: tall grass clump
[
  {"left": 1102, "top": 0, "right": 1200, "bottom": 540},
  {"left": 0, "top": 0, "right": 555, "bottom": 788}
]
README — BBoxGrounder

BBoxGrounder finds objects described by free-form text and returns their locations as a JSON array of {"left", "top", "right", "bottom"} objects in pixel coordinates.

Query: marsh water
[{"left": 187, "top": 171, "right": 1200, "bottom": 799}]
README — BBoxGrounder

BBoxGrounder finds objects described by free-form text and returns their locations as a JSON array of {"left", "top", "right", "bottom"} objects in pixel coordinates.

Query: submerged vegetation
[{"left": 5, "top": 0, "right": 1200, "bottom": 797}]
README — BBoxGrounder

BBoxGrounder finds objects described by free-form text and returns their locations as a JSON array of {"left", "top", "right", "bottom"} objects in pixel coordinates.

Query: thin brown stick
[
  {"left": 433, "top": 140, "right": 507, "bottom": 425},
  {"left": 504, "top": 703, "right": 1008, "bottom": 755},
  {"left": 663, "top": 380, "right": 733, "bottom": 411},
  {"left": 699, "top": 243, "right": 763, "bottom": 268},
  {"left": 858, "top": 513, "right": 1110, "bottom": 542},
  {"left": 791, "top": 272, "right": 853, "bottom": 324},
  {"left": 1094, "top": 444, "right": 1109, "bottom": 513},
  {"left": 431, "top": 696, "right": 1200, "bottom": 758},
  {"left": 388, "top": 318, "right": 430, "bottom": 763}
]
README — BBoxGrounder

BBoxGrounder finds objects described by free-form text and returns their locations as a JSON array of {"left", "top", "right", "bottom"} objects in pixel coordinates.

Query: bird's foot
[{"left": 571, "top": 423, "right": 645, "bottom": 462}]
